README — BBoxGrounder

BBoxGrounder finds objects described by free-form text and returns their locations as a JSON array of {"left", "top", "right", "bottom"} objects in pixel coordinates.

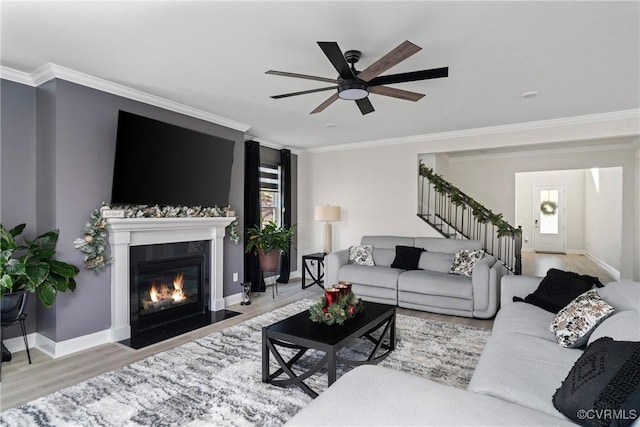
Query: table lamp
[{"left": 315, "top": 205, "right": 341, "bottom": 253}]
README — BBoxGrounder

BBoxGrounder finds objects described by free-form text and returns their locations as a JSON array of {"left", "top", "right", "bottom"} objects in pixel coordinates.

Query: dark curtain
[
  {"left": 277, "top": 149, "right": 292, "bottom": 283},
  {"left": 244, "top": 140, "right": 265, "bottom": 292}
]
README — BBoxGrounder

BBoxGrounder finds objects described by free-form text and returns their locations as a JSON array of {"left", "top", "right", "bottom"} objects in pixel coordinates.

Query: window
[{"left": 259, "top": 164, "right": 281, "bottom": 226}]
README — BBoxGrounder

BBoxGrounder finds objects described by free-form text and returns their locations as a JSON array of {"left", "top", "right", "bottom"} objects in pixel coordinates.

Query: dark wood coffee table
[{"left": 262, "top": 301, "right": 396, "bottom": 398}]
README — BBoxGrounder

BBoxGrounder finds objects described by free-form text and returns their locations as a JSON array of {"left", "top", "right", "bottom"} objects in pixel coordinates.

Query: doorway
[{"left": 533, "top": 185, "right": 566, "bottom": 253}]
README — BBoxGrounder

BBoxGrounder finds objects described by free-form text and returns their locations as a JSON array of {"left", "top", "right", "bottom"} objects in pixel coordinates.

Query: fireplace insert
[{"left": 129, "top": 241, "right": 210, "bottom": 347}]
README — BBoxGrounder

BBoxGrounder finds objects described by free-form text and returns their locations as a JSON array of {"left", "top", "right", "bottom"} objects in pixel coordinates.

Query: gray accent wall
[
  {"left": 2, "top": 78, "right": 247, "bottom": 342},
  {"left": 0, "top": 79, "right": 38, "bottom": 338}
]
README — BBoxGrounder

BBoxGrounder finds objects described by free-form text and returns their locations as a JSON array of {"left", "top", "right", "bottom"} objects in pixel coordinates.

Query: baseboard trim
[
  {"left": 34, "top": 329, "right": 113, "bottom": 359},
  {"left": 5, "top": 296, "right": 249, "bottom": 359},
  {"left": 585, "top": 252, "right": 621, "bottom": 281},
  {"left": 224, "top": 292, "right": 243, "bottom": 307},
  {"left": 2, "top": 333, "right": 37, "bottom": 354}
]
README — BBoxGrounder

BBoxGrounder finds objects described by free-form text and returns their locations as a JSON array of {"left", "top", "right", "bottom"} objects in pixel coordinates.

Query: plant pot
[{"left": 258, "top": 250, "right": 281, "bottom": 272}]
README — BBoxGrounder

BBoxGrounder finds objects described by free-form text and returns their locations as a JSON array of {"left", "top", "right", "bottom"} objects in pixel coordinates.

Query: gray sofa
[
  {"left": 326, "top": 236, "right": 502, "bottom": 319},
  {"left": 287, "top": 276, "right": 640, "bottom": 426}
]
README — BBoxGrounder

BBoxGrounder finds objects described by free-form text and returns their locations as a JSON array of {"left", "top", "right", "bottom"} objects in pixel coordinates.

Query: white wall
[
  {"left": 298, "top": 117, "right": 639, "bottom": 280},
  {"left": 297, "top": 145, "right": 441, "bottom": 257},
  {"left": 584, "top": 167, "right": 623, "bottom": 274},
  {"left": 515, "top": 169, "right": 586, "bottom": 252}
]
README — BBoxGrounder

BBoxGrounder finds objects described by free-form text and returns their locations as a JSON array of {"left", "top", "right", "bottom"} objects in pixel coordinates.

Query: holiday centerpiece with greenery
[
  {"left": 309, "top": 283, "right": 365, "bottom": 325},
  {"left": 75, "top": 204, "right": 239, "bottom": 271}
]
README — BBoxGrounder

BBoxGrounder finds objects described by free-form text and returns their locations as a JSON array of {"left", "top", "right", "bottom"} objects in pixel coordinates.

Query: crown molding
[
  {"left": 304, "top": 109, "right": 640, "bottom": 154},
  {"left": 447, "top": 141, "right": 636, "bottom": 162},
  {"left": 244, "top": 134, "right": 302, "bottom": 156},
  {"left": 0, "top": 66, "right": 36, "bottom": 86},
  {"left": 2, "top": 63, "right": 251, "bottom": 133}
]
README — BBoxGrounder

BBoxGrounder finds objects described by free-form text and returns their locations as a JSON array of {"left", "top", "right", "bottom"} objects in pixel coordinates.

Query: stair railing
[{"left": 418, "top": 163, "right": 522, "bottom": 274}]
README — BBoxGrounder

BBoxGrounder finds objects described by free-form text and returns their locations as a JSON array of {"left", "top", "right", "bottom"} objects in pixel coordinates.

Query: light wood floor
[
  {"left": 0, "top": 252, "right": 610, "bottom": 410},
  {"left": 521, "top": 251, "right": 616, "bottom": 283}
]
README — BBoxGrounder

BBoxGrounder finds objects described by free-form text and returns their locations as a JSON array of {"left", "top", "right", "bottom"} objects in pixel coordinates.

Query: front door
[{"left": 533, "top": 185, "right": 566, "bottom": 253}]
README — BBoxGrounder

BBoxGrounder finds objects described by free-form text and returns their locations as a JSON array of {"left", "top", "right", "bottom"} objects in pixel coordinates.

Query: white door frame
[{"left": 533, "top": 184, "right": 566, "bottom": 253}]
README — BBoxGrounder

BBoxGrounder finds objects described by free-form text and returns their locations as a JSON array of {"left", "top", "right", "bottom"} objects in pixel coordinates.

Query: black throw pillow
[
  {"left": 390, "top": 245, "right": 424, "bottom": 270},
  {"left": 513, "top": 268, "right": 604, "bottom": 313},
  {"left": 553, "top": 337, "right": 640, "bottom": 427}
]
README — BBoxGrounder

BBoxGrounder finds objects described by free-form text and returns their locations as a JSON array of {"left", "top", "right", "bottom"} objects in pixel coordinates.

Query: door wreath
[{"left": 540, "top": 200, "right": 558, "bottom": 216}]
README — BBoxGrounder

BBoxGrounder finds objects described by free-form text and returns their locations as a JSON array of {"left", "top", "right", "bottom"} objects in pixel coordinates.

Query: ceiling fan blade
[
  {"left": 265, "top": 70, "right": 338, "bottom": 84},
  {"left": 368, "top": 67, "right": 449, "bottom": 86},
  {"left": 357, "top": 40, "right": 422, "bottom": 82},
  {"left": 310, "top": 93, "right": 339, "bottom": 114},
  {"left": 271, "top": 86, "right": 338, "bottom": 99},
  {"left": 356, "top": 97, "right": 375, "bottom": 115},
  {"left": 317, "top": 41, "right": 356, "bottom": 80},
  {"left": 369, "top": 86, "right": 425, "bottom": 102}
]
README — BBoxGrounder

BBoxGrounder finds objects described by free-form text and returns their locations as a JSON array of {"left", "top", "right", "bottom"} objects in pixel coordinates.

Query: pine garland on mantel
[{"left": 74, "top": 204, "right": 239, "bottom": 271}]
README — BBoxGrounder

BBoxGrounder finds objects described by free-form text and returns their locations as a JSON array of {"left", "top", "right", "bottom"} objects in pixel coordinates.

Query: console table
[{"left": 302, "top": 253, "right": 325, "bottom": 289}]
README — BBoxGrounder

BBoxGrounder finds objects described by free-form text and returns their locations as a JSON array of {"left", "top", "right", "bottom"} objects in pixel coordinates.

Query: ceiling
[{"left": 1, "top": 1, "right": 639, "bottom": 150}]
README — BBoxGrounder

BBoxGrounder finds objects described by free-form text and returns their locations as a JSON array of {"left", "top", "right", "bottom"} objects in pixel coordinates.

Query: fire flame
[
  {"left": 148, "top": 272, "right": 187, "bottom": 304},
  {"left": 172, "top": 273, "right": 185, "bottom": 302}
]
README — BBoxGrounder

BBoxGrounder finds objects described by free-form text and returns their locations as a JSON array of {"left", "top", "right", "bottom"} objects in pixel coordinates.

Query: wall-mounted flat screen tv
[{"left": 111, "top": 110, "right": 235, "bottom": 207}]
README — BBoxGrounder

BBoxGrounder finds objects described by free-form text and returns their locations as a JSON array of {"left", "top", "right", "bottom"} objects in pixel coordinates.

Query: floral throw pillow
[
  {"left": 348, "top": 245, "right": 375, "bottom": 266},
  {"left": 549, "top": 289, "right": 614, "bottom": 348},
  {"left": 449, "top": 249, "right": 484, "bottom": 276}
]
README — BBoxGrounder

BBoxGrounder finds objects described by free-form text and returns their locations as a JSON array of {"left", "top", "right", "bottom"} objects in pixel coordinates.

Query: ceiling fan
[{"left": 266, "top": 40, "right": 448, "bottom": 115}]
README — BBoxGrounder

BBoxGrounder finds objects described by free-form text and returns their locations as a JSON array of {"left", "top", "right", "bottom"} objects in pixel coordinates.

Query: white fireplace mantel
[{"left": 106, "top": 217, "right": 235, "bottom": 342}]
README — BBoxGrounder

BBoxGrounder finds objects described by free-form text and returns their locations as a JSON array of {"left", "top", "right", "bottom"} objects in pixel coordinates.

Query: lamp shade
[{"left": 315, "top": 205, "right": 341, "bottom": 222}]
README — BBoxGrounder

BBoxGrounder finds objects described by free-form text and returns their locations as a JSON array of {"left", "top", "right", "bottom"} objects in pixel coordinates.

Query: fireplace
[
  {"left": 106, "top": 217, "right": 236, "bottom": 347},
  {"left": 130, "top": 241, "right": 210, "bottom": 339}
]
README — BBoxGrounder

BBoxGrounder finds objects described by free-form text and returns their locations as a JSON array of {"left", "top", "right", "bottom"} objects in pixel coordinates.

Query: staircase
[{"left": 418, "top": 163, "right": 522, "bottom": 274}]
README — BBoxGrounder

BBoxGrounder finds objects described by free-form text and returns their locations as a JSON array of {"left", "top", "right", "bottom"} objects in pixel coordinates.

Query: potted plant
[
  {"left": 1, "top": 223, "right": 80, "bottom": 308},
  {"left": 245, "top": 221, "right": 295, "bottom": 272}
]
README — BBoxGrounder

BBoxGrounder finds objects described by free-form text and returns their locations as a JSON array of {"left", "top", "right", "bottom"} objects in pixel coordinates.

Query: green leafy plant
[
  {"left": 245, "top": 221, "right": 295, "bottom": 255},
  {"left": 1, "top": 223, "right": 79, "bottom": 307}
]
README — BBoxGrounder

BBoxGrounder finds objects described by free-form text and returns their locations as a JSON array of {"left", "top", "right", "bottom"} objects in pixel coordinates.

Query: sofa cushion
[
  {"left": 372, "top": 247, "right": 397, "bottom": 267},
  {"left": 418, "top": 251, "right": 455, "bottom": 273},
  {"left": 597, "top": 280, "right": 640, "bottom": 312},
  {"left": 468, "top": 332, "right": 582, "bottom": 419},
  {"left": 549, "top": 289, "right": 614, "bottom": 348},
  {"left": 398, "top": 270, "right": 473, "bottom": 300},
  {"left": 491, "top": 301, "right": 557, "bottom": 342},
  {"left": 553, "top": 337, "right": 640, "bottom": 426},
  {"left": 513, "top": 268, "right": 603, "bottom": 314},
  {"left": 348, "top": 245, "right": 374, "bottom": 266},
  {"left": 449, "top": 249, "right": 485, "bottom": 277},
  {"left": 286, "top": 365, "right": 575, "bottom": 426},
  {"left": 588, "top": 310, "right": 640, "bottom": 345},
  {"left": 361, "top": 235, "right": 415, "bottom": 249},
  {"left": 390, "top": 245, "right": 424, "bottom": 270},
  {"left": 338, "top": 264, "right": 403, "bottom": 290}
]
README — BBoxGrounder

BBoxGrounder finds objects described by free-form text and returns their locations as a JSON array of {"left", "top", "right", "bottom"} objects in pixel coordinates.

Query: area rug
[{"left": 0, "top": 300, "right": 491, "bottom": 427}]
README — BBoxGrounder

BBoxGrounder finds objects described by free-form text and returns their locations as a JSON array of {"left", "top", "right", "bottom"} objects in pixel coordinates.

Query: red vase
[{"left": 324, "top": 288, "right": 340, "bottom": 306}]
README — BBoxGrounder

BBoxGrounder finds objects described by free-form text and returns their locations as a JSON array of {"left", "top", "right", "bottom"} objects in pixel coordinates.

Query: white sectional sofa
[
  {"left": 326, "top": 236, "right": 503, "bottom": 318},
  {"left": 287, "top": 276, "right": 640, "bottom": 426}
]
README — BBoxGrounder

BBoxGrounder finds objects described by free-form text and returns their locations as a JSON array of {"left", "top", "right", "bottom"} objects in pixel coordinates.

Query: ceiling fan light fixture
[{"left": 338, "top": 81, "right": 369, "bottom": 100}]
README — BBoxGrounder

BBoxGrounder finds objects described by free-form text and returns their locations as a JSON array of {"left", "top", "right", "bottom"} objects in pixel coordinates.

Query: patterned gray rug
[{"left": 1, "top": 300, "right": 491, "bottom": 427}]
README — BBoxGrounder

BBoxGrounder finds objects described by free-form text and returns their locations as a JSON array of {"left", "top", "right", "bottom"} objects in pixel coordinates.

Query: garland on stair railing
[{"left": 419, "top": 163, "right": 521, "bottom": 238}]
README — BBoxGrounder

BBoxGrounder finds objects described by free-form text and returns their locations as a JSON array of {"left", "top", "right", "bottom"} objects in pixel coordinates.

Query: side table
[{"left": 302, "top": 253, "right": 325, "bottom": 289}]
